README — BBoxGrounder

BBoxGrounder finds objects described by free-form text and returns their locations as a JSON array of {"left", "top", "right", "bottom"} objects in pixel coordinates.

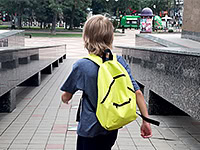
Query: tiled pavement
[{"left": 0, "top": 29, "right": 200, "bottom": 150}]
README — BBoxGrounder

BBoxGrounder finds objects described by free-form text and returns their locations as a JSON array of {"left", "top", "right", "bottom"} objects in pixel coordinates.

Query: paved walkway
[{"left": 0, "top": 29, "right": 200, "bottom": 150}]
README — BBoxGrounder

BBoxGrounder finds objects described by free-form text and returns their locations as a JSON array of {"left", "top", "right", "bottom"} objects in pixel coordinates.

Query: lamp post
[
  {"left": 106, "top": 0, "right": 110, "bottom": 14},
  {"left": 153, "top": 4, "right": 156, "bottom": 15},
  {"left": 115, "top": 0, "right": 119, "bottom": 17}
]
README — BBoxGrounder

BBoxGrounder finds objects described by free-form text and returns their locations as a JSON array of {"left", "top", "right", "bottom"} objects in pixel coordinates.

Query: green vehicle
[{"left": 120, "top": 15, "right": 141, "bottom": 29}]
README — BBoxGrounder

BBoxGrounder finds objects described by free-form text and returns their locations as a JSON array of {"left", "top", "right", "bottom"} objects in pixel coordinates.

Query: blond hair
[{"left": 83, "top": 15, "right": 114, "bottom": 56}]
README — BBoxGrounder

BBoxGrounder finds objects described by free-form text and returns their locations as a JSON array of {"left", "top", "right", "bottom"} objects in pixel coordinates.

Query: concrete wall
[{"left": 182, "top": 0, "right": 200, "bottom": 42}]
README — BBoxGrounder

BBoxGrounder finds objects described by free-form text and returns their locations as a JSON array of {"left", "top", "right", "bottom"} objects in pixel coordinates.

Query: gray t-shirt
[{"left": 60, "top": 55, "right": 140, "bottom": 137}]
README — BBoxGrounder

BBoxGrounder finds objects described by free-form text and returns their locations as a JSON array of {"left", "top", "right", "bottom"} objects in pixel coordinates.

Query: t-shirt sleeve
[
  {"left": 117, "top": 55, "right": 140, "bottom": 91},
  {"left": 60, "top": 62, "right": 84, "bottom": 94}
]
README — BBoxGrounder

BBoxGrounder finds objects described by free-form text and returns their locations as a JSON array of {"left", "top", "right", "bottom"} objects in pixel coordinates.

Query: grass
[
  {"left": 0, "top": 25, "right": 82, "bottom": 32},
  {"left": 0, "top": 25, "right": 10, "bottom": 29},
  {"left": 1, "top": 25, "right": 122, "bottom": 37},
  {"left": 0, "top": 25, "right": 82, "bottom": 37},
  {"left": 25, "top": 32, "right": 82, "bottom": 37},
  {"left": 23, "top": 27, "right": 82, "bottom": 32}
]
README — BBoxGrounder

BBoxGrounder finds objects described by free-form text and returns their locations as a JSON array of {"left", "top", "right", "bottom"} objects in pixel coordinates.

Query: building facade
[{"left": 182, "top": 0, "right": 200, "bottom": 42}]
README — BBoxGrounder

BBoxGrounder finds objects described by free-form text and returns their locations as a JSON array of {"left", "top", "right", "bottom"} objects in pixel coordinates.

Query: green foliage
[
  {"left": 92, "top": 0, "right": 141, "bottom": 16},
  {"left": 0, "top": 0, "right": 174, "bottom": 32},
  {"left": 62, "top": 0, "right": 92, "bottom": 29},
  {"left": 0, "top": 0, "right": 32, "bottom": 28},
  {"left": 31, "top": 0, "right": 54, "bottom": 24},
  {"left": 140, "top": 0, "right": 174, "bottom": 15},
  {"left": 0, "top": 0, "right": 92, "bottom": 31},
  {"left": 92, "top": 0, "right": 107, "bottom": 14},
  {"left": 91, "top": 0, "right": 174, "bottom": 16}
]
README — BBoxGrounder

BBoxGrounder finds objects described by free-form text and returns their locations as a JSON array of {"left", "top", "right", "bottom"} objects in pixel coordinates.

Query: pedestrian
[{"left": 61, "top": 14, "right": 152, "bottom": 150}]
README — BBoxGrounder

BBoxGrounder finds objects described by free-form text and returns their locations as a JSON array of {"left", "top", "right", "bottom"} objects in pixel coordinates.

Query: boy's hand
[
  {"left": 64, "top": 98, "right": 71, "bottom": 104},
  {"left": 61, "top": 92, "right": 72, "bottom": 104},
  {"left": 140, "top": 121, "right": 152, "bottom": 138}
]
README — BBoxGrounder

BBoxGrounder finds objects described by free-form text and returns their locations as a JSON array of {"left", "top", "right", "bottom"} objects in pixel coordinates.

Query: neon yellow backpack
[{"left": 85, "top": 53, "right": 138, "bottom": 130}]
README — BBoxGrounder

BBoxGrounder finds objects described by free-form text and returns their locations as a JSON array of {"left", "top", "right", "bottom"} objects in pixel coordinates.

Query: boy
[{"left": 61, "top": 15, "right": 152, "bottom": 150}]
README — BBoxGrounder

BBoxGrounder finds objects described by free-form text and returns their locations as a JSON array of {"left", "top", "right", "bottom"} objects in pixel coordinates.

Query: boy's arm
[
  {"left": 135, "top": 90, "right": 152, "bottom": 138},
  {"left": 61, "top": 91, "right": 73, "bottom": 104}
]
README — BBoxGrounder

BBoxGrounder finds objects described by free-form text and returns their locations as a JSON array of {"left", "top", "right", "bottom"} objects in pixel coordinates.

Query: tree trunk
[
  {"left": 40, "top": 22, "right": 43, "bottom": 29},
  {"left": 17, "top": 15, "right": 22, "bottom": 29},
  {"left": 51, "top": 12, "right": 57, "bottom": 34},
  {"left": 64, "top": 17, "right": 68, "bottom": 29},
  {"left": 69, "top": 5, "right": 75, "bottom": 30}
]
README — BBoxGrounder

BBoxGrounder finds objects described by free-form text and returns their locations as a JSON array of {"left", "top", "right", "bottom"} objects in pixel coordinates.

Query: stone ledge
[
  {"left": 182, "top": 30, "right": 200, "bottom": 42},
  {"left": 0, "top": 45, "right": 66, "bottom": 113},
  {"left": 115, "top": 45, "right": 200, "bottom": 57},
  {"left": 136, "top": 34, "right": 186, "bottom": 48},
  {"left": 119, "top": 46, "right": 200, "bottom": 120}
]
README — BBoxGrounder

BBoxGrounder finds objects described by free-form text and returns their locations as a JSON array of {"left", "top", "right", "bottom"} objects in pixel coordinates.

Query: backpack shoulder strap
[
  {"left": 84, "top": 54, "right": 103, "bottom": 66},
  {"left": 112, "top": 53, "right": 117, "bottom": 62},
  {"left": 84, "top": 53, "right": 118, "bottom": 65}
]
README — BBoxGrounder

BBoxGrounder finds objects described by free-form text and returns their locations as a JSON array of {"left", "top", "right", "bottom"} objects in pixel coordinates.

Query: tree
[
  {"left": 48, "top": 0, "right": 62, "bottom": 34},
  {"left": 62, "top": 0, "right": 92, "bottom": 30},
  {"left": 0, "top": 0, "right": 32, "bottom": 28},
  {"left": 91, "top": 0, "right": 174, "bottom": 16},
  {"left": 92, "top": 0, "right": 107, "bottom": 14},
  {"left": 30, "top": 0, "right": 62, "bottom": 33},
  {"left": 139, "top": 0, "right": 174, "bottom": 15},
  {"left": 0, "top": 0, "right": 92, "bottom": 32},
  {"left": 30, "top": 0, "right": 52, "bottom": 29},
  {"left": 92, "top": 0, "right": 141, "bottom": 16}
]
